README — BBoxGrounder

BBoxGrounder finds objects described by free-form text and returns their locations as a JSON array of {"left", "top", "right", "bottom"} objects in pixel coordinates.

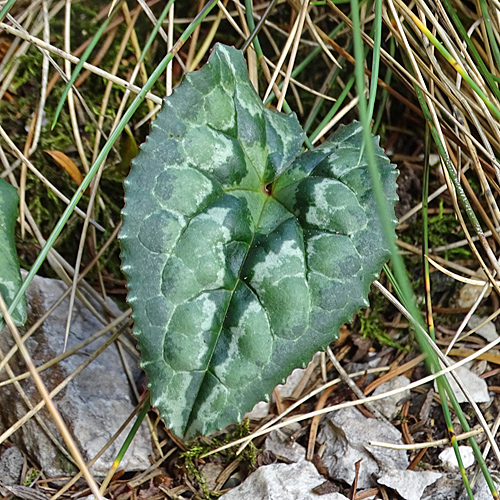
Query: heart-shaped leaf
[
  {"left": 120, "top": 44, "right": 398, "bottom": 438},
  {"left": 0, "top": 178, "right": 26, "bottom": 325}
]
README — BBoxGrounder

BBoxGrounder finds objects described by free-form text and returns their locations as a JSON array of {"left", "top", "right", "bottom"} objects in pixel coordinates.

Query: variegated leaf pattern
[
  {"left": 0, "top": 178, "right": 26, "bottom": 325},
  {"left": 120, "top": 44, "right": 398, "bottom": 438}
]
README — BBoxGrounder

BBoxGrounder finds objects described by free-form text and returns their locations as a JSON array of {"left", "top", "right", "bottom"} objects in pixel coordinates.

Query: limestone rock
[
  {"left": 434, "top": 359, "right": 490, "bottom": 404},
  {"left": 264, "top": 423, "right": 306, "bottom": 463},
  {"left": 378, "top": 469, "right": 441, "bottom": 500},
  {"left": 371, "top": 376, "right": 410, "bottom": 420},
  {"left": 468, "top": 315, "right": 499, "bottom": 343},
  {"left": 457, "top": 270, "right": 491, "bottom": 309},
  {"left": 220, "top": 462, "right": 349, "bottom": 500},
  {"left": 0, "top": 274, "right": 152, "bottom": 477},
  {"left": 421, "top": 473, "right": 464, "bottom": 500},
  {"left": 458, "top": 471, "right": 500, "bottom": 500},
  {"left": 317, "top": 407, "right": 408, "bottom": 489}
]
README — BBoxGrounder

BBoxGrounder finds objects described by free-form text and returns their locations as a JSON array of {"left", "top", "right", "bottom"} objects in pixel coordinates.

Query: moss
[
  {"left": 225, "top": 419, "right": 259, "bottom": 468},
  {"left": 357, "top": 290, "right": 407, "bottom": 350},
  {"left": 180, "top": 444, "right": 221, "bottom": 499},
  {"left": 427, "top": 201, "right": 470, "bottom": 260},
  {"left": 22, "top": 468, "right": 40, "bottom": 486},
  {"left": 400, "top": 200, "right": 471, "bottom": 262},
  {"left": 180, "top": 420, "right": 260, "bottom": 499}
]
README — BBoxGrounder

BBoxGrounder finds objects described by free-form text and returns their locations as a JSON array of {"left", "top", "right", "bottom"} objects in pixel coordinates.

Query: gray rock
[
  {"left": 317, "top": 407, "right": 408, "bottom": 489},
  {"left": 264, "top": 423, "right": 306, "bottom": 463},
  {"left": 434, "top": 359, "right": 490, "bottom": 404},
  {"left": 378, "top": 469, "right": 441, "bottom": 500},
  {"left": 0, "top": 274, "right": 152, "bottom": 477},
  {"left": 468, "top": 315, "right": 499, "bottom": 343},
  {"left": 371, "top": 376, "right": 410, "bottom": 420},
  {"left": 421, "top": 473, "right": 463, "bottom": 500},
  {"left": 219, "top": 462, "right": 349, "bottom": 500},
  {"left": 458, "top": 471, "right": 500, "bottom": 500},
  {"left": 0, "top": 447, "right": 24, "bottom": 485}
]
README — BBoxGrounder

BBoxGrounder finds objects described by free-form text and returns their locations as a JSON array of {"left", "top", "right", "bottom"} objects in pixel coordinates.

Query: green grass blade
[
  {"left": 422, "top": 126, "right": 473, "bottom": 500},
  {"left": 309, "top": 75, "right": 355, "bottom": 143},
  {"left": 244, "top": 0, "right": 263, "bottom": 57},
  {"left": 136, "top": 0, "right": 175, "bottom": 67},
  {"left": 349, "top": 0, "right": 425, "bottom": 351},
  {"left": 303, "top": 63, "right": 343, "bottom": 134},
  {"left": 372, "top": 37, "right": 395, "bottom": 135},
  {"left": 99, "top": 396, "right": 151, "bottom": 493},
  {"left": 0, "top": 0, "right": 16, "bottom": 23},
  {"left": 242, "top": 0, "right": 278, "bottom": 53},
  {"left": 367, "top": 0, "right": 382, "bottom": 124},
  {"left": 478, "top": 0, "right": 500, "bottom": 82},
  {"left": 414, "top": 82, "right": 499, "bottom": 500}
]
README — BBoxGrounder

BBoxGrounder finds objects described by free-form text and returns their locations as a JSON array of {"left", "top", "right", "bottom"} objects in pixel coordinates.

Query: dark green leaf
[
  {"left": 0, "top": 178, "right": 26, "bottom": 325},
  {"left": 120, "top": 44, "right": 398, "bottom": 438}
]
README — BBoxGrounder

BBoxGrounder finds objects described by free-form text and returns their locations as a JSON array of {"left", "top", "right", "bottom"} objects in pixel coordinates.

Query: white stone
[
  {"left": 245, "top": 401, "right": 271, "bottom": 419},
  {"left": 439, "top": 446, "right": 475, "bottom": 471},
  {"left": 468, "top": 315, "right": 499, "bottom": 343},
  {"left": 434, "top": 359, "right": 490, "bottom": 404},
  {"left": 372, "top": 376, "right": 411, "bottom": 420},
  {"left": 219, "top": 462, "right": 349, "bottom": 500},
  {"left": 378, "top": 469, "right": 441, "bottom": 500},
  {"left": 421, "top": 474, "right": 463, "bottom": 500}
]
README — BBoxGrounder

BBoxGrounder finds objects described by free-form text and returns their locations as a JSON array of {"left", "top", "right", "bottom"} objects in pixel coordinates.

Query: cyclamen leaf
[
  {"left": 0, "top": 178, "right": 26, "bottom": 325},
  {"left": 120, "top": 44, "right": 398, "bottom": 438}
]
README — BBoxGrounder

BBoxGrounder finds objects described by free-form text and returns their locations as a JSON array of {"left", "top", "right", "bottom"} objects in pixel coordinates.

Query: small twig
[
  {"left": 350, "top": 459, "right": 363, "bottom": 500},
  {"left": 326, "top": 346, "right": 390, "bottom": 424},
  {"left": 306, "top": 383, "right": 336, "bottom": 460},
  {"left": 369, "top": 426, "right": 486, "bottom": 450}
]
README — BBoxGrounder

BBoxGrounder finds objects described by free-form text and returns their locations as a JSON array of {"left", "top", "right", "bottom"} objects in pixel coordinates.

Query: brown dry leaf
[
  {"left": 45, "top": 150, "right": 84, "bottom": 186},
  {"left": 336, "top": 324, "right": 351, "bottom": 346},
  {"left": 312, "top": 480, "right": 340, "bottom": 495}
]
